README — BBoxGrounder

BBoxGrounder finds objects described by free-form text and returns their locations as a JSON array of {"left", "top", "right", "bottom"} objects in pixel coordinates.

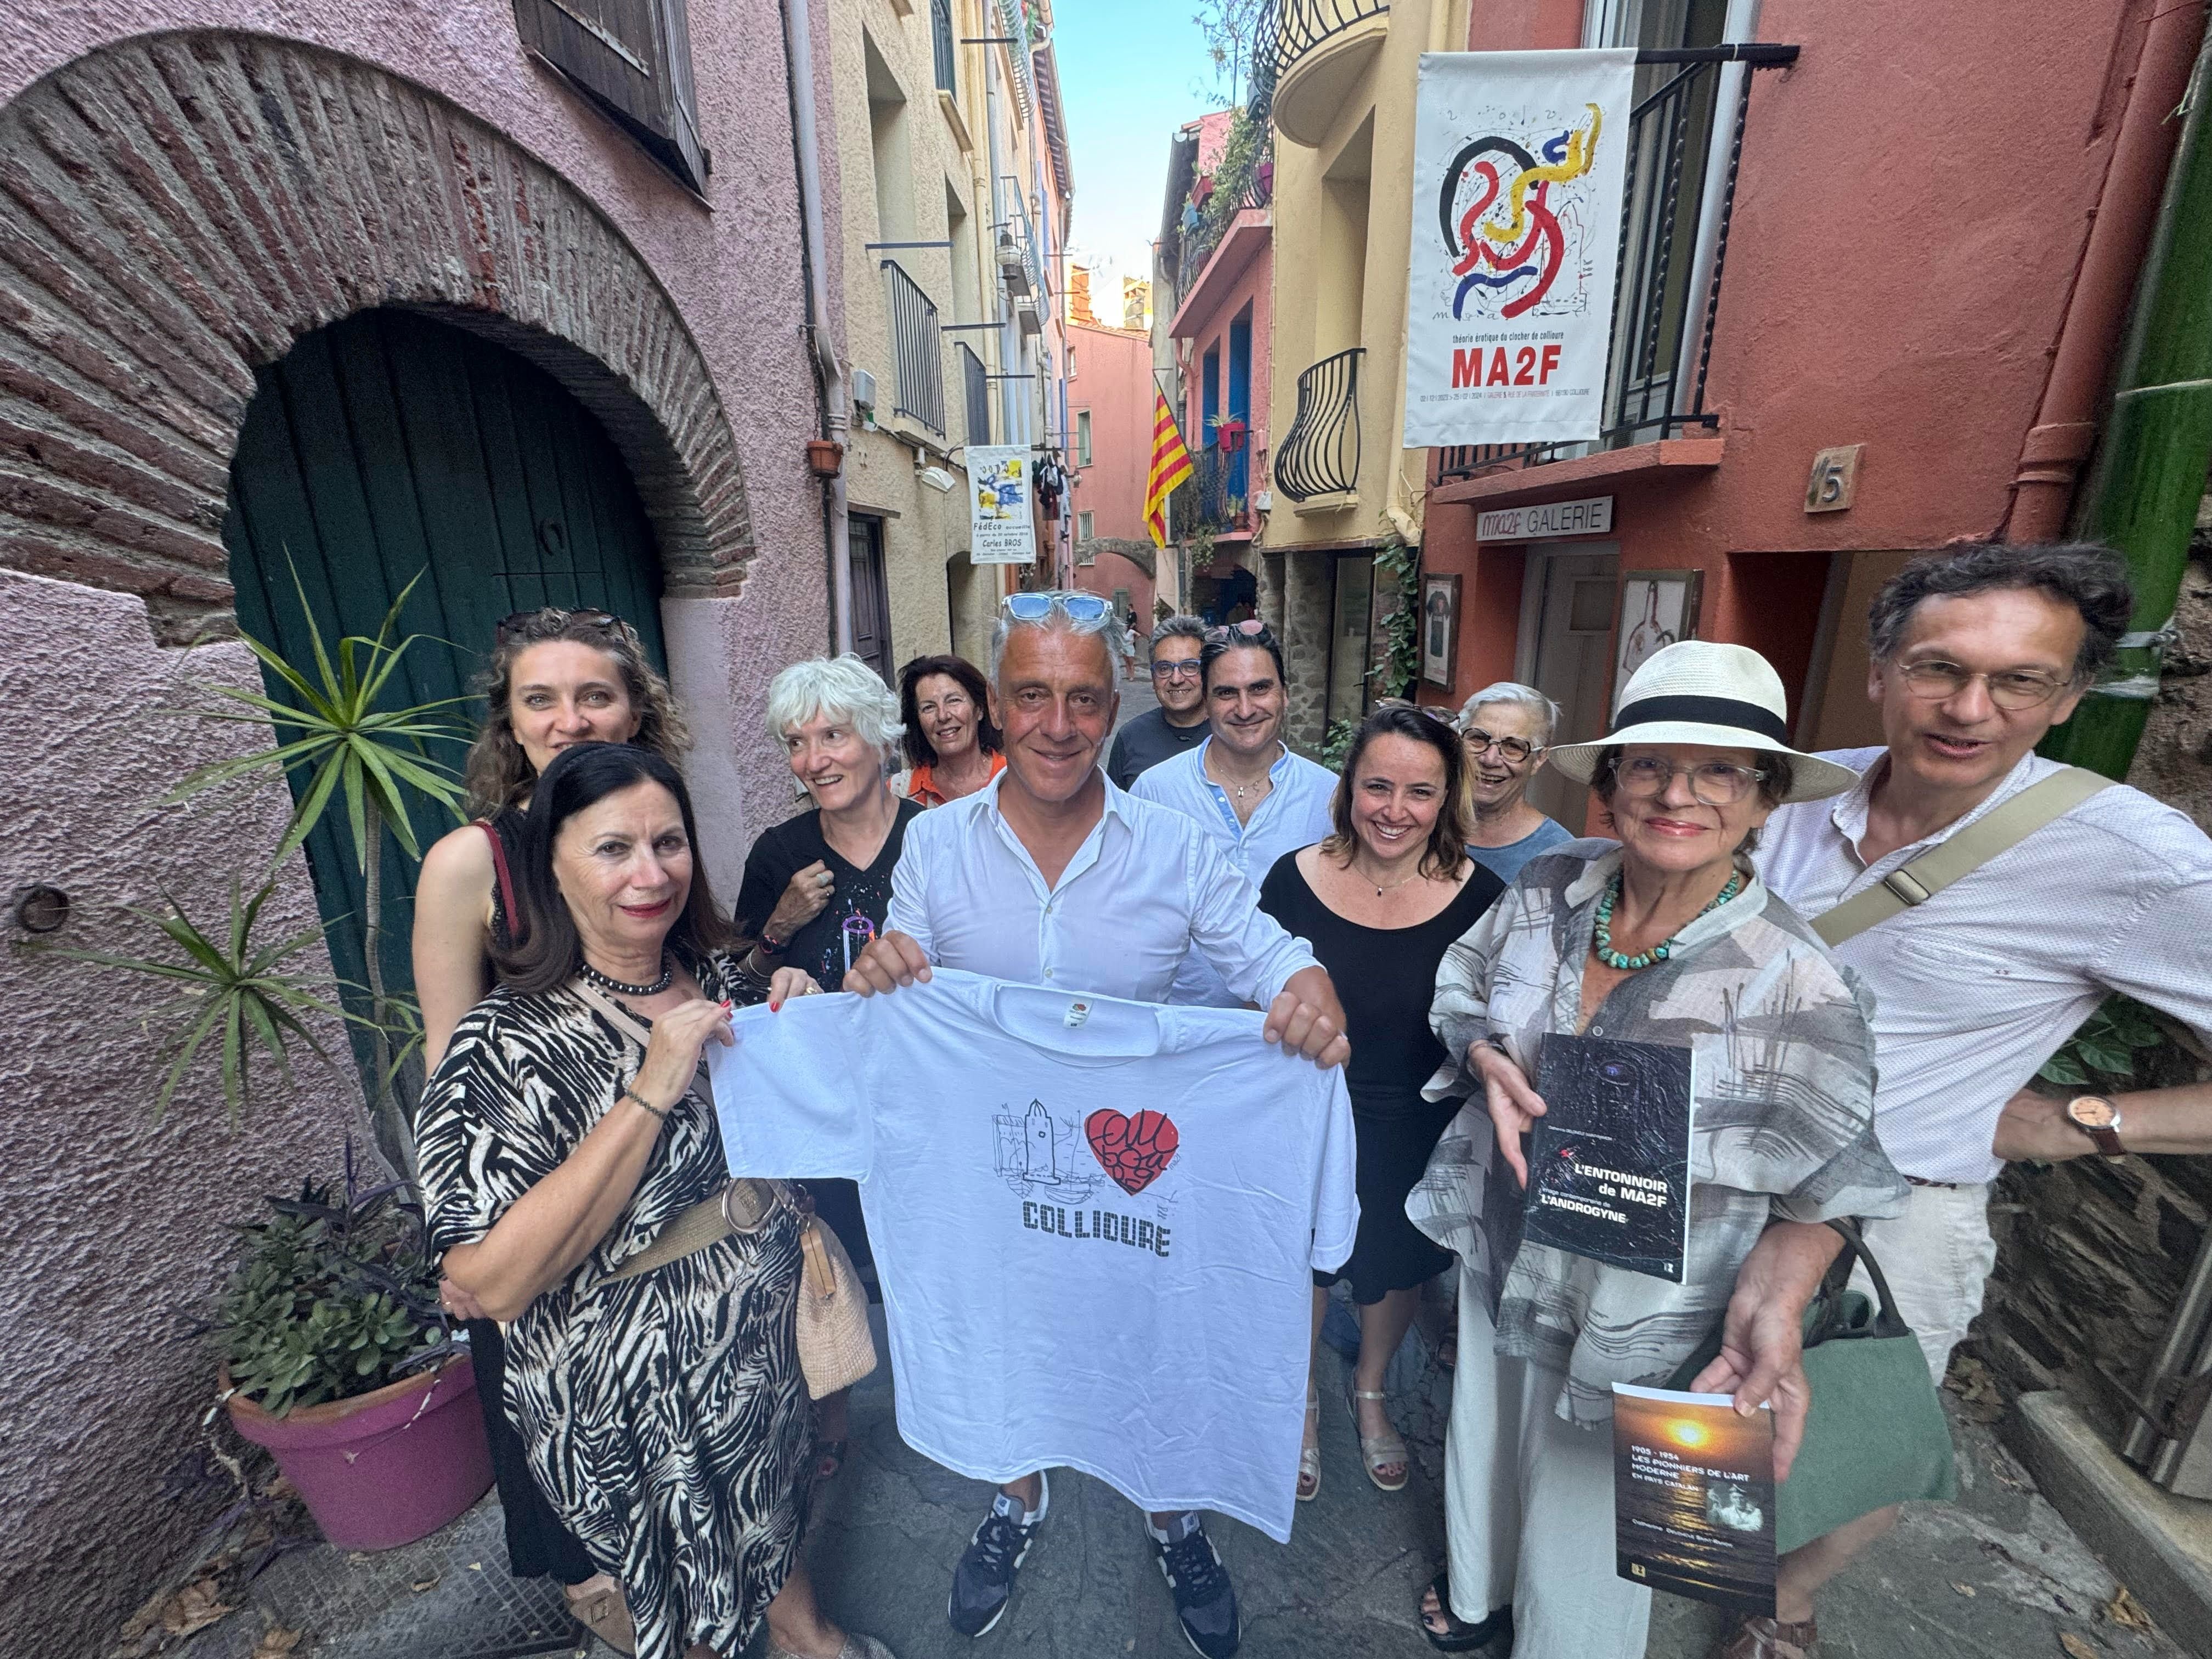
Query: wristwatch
[{"left": 2065, "top": 1094, "right": 2126, "bottom": 1156}]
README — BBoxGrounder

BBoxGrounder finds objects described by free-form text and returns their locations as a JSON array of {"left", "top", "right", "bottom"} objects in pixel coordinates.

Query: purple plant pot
[{"left": 223, "top": 1355, "right": 494, "bottom": 1550}]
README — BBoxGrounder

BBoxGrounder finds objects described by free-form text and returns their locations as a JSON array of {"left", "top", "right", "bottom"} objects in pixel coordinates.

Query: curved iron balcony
[
  {"left": 1275, "top": 348, "right": 1362, "bottom": 503},
  {"left": 1270, "top": 0, "right": 1389, "bottom": 146}
]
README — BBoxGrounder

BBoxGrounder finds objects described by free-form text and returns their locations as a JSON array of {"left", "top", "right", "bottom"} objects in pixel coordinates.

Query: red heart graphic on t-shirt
[{"left": 1085, "top": 1108, "right": 1180, "bottom": 1195}]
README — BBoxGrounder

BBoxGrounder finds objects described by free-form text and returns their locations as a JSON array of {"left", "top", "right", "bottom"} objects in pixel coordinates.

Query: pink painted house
[
  {"left": 1161, "top": 107, "right": 1272, "bottom": 623},
  {"left": 1068, "top": 314, "right": 1161, "bottom": 623},
  {"left": 0, "top": 3, "right": 843, "bottom": 1649}
]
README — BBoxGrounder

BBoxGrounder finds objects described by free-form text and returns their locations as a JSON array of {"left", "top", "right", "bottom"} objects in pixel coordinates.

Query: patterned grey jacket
[{"left": 1408, "top": 839, "right": 1908, "bottom": 1425}]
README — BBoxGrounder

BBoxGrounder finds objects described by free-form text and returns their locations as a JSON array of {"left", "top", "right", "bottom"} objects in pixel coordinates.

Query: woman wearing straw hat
[{"left": 1406, "top": 641, "right": 1907, "bottom": 1658}]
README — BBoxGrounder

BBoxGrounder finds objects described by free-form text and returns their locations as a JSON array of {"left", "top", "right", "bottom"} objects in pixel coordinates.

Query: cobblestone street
[{"left": 158, "top": 1302, "right": 2182, "bottom": 1659}]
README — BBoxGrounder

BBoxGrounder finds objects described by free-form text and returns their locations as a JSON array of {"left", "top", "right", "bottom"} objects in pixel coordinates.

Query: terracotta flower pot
[{"left": 221, "top": 1355, "right": 493, "bottom": 1550}]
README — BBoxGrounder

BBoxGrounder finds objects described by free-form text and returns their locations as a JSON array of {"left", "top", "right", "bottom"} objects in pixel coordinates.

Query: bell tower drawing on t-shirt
[{"left": 995, "top": 1098, "right": 1098, "bottom": 1199}]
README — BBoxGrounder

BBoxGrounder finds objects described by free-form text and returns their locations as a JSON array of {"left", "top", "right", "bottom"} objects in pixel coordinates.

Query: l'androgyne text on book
[{"left": 1527, "top": 1034, "right": 1694, "bottom": 1283}]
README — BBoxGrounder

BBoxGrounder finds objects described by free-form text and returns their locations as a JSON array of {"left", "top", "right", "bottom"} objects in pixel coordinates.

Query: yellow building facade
[{"left": 828, "top": 0, "right": 1072, "bottom": 674}]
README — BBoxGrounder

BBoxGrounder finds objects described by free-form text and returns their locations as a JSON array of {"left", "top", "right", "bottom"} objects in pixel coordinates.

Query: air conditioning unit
[{"left": 851, "top": 369, "right": 878, "bottom": 413}]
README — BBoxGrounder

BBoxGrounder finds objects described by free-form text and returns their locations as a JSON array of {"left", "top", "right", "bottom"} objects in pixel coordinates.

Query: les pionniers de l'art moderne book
[
  {"left": 1527, "top": 1034, "right": 1694, "bottom": 1283},
  {"left": 1613, "top": 1384, "right": 1776, "bottom": 1611}
]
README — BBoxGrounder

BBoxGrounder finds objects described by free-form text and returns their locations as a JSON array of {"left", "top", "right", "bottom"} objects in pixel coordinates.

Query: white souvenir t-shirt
[{"left": 712, "top": 969, "right": 1357, "bottom": 1543}]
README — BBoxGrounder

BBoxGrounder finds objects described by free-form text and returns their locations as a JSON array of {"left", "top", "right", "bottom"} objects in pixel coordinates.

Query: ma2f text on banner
[
  {"left": 1402, "top": 49, "right": 1637, "bottom": 448},
  {"left": 968, "top": 445, "right": 1038, "bottom": 565}
]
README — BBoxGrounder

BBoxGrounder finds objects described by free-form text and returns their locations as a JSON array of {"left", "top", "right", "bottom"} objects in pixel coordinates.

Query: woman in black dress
[
  {"left": 733, "top": 653, "right": 919, "bottom": 1477},
  {"left": 1260, "top": 705, "right": 1504, "bottom": 1499},
  {"left": 413, "top": 607, "right": 690, "bottom": 1653}
]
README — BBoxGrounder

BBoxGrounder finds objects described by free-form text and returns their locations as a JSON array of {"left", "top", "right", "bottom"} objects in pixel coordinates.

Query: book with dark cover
[
  {"left": 1613, "top": 1384, "right": 1776, "bottom": 1613},
  {"left": 1526, "top": 1034, "right": 1693, "bottom": 1283}
]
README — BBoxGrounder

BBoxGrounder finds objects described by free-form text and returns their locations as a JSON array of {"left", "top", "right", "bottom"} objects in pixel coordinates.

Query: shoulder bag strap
[
  {"left": 1812, "top": 766, "right": 2112, "bottom": 948},
  {"left": 476, "top": 819, "right": 524, "bottom": 943}
]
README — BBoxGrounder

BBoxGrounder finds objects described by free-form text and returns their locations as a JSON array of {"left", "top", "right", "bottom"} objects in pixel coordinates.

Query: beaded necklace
[
  {"left": 1592, "top": 870, "right": 1743, "bottom": 970},
  {"left": 580, "top": 952, "right": 674, "bottom": 998}
]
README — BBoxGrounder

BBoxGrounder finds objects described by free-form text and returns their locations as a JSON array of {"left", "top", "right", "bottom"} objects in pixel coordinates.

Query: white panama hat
[{"left": 1545, "top": 640, "right": 1861, "bottom": 803}]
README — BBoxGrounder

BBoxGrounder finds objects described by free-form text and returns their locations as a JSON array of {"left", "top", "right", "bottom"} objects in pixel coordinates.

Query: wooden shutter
[{"left": 514, "top": 0, "right": 709, "bottom": 190}]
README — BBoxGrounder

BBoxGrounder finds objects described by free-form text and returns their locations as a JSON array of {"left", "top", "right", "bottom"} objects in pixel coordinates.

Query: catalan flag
[{"left": 1144, "top": 390, "right": 1195, "bottom": 548}]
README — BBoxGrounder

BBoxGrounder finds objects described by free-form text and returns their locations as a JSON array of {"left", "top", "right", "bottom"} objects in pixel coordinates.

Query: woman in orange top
[{"left": 897, "top": 653, "right": 1006, "bottom": 806}]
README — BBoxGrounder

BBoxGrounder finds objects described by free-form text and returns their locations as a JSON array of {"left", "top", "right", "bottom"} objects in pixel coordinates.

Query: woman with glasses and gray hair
[
  {"left": 1409, "top": 641, "right": 1904, "bottom": 1659},
  {"left": 732, "top": 653, "right": 918, "bottom": 1481},
  {"left": 1453, "top": 682, "right": 1573, "bottom": 887}
]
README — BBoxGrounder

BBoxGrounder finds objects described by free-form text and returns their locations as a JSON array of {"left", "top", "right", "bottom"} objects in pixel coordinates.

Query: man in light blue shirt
[{"left": 1131, "top": 619, "right": 1339, "bottom": 1006}]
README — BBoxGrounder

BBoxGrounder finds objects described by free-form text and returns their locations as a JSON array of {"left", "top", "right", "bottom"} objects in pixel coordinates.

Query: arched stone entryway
[{"left": 0, "top": 29, "right": 754, "bottom": 640}]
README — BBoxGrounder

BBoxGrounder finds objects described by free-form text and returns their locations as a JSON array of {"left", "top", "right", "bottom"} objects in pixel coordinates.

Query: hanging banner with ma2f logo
[
  {"left": 968, "top": 445, "right": 1038, "bottom": 565},
  {"left": 1403, "top": 49, "right": 1637, "bottom": 448}
]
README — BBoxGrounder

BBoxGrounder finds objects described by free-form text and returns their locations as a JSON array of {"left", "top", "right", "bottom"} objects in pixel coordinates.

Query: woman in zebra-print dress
[{"left": 418, "top": 743, "right": 895, "bottom": 1659}]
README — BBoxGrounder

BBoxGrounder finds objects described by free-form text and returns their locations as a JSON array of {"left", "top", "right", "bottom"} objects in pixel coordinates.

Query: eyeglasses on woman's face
[
  {"left": 1892, "top": 658, "right": 2073, "bottom": 711},
  {"left": 1462, "top": 727, "right": 1541, "bottom": 765},
  {"left": 1613, "top": 755, "right": 1767, "bottom": 806}
]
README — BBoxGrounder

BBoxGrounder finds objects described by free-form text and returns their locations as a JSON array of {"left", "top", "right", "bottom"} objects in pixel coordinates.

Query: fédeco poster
[
  {"left": 1402, "top": 49, "right": 1636, "bottom": 447},
  {"left": 1527, "top": 1034, "right": 1693, "bottom": 1282},
  {"left": 1613, "top": 1385, "right": 1776, "bottom": 1612},
  {"left": 968, "top": 444, "right": 1037, "bottom": 565}
]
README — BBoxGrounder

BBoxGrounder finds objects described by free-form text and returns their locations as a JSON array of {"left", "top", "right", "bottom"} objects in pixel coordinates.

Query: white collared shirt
[
  {"left": 886, "top": 767, "right": 1320, "bottom": 1006},
  {"left": 1130, "top": 738, "right": 1340, "bottom": 1006},
  {"left": 1757, "top": 746, "right": 2212, "bottom": 1182}
]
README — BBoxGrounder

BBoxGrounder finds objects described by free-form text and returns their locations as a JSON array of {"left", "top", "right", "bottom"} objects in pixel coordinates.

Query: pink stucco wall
[
  {"left": 0, "top": 5, "right": 840, "bottom": 1650},
  {"left": 1426, "top": 0, "right": 2145, "bottom": 722},
  {"left": 1070, "top": 320, "right": 1156, "bottom": 543}
]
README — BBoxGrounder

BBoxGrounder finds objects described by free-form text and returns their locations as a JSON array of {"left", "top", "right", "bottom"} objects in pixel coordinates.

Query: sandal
[
  {"left": 1348, "top": 1386, "right": 1409, "bottom": 1492},
  {"left": 1297, "top": 1393, "right": 1321, "bottom": 1502},
  {"left": 563, "top": 1576, "right": 637, "bottom": 1656},
  {"left": 1418, "top": 1571, "right": 1511, "bottom": 1654},
  {"left": 815, "top": 1438, "right": 848, "bottom": 1481}
]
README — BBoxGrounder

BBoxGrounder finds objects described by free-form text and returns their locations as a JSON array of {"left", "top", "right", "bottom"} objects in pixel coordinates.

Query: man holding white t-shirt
[{"left": 846, "top": 590, "right": 1351, "bottom": 1659}]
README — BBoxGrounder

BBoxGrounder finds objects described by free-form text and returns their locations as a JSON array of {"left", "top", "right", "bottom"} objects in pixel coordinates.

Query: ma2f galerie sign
[{"left": 1402, "top": 49, "right": 1637, "bottom": 448}]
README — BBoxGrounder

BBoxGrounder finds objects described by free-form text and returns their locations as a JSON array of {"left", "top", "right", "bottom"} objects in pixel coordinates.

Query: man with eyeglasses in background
[
  {"left": 1107, "top": 614, "right": 1212, "bottom": 789},
  {"left": 846, "top": 589, "right": 1352, "bottom": 1658},
  {"left": 1452, "top": 681, "right": 1575, "bottom": 888},
  {"left": 1713, "top": 542, "right": 2212, "bottom": 1659}
]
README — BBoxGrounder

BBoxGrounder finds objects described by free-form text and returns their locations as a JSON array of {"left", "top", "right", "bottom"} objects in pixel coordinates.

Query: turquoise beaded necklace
[{"left": 1592, "top": 869, "right": 1744, "bottom": 970}]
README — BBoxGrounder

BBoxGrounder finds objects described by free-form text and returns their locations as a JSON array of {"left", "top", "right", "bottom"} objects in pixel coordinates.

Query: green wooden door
[{"left": 222, "top": 307, "right": 667, "bottom": 1047}]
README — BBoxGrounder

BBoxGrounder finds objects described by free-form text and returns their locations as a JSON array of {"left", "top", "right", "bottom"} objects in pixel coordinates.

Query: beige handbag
[{"left": 573, "top": 977, "right": 878, "bottom": 1398}]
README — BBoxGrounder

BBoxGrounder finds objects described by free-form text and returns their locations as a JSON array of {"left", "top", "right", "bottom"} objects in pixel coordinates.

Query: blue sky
[{"left": 1052, "top": 0, "right": 1242, "bottom": 289}]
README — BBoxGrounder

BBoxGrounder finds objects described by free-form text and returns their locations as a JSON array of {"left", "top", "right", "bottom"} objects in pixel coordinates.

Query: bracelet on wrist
[
  {"left": 757, "top": 928, "right": 791, "bottom": 956},
  {"left": 621, "top": 1084, "right": 669, "bottom": 1122}
]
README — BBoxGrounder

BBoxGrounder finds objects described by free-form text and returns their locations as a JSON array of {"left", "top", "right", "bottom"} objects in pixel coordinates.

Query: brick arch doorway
[{"left": 222, "top": 304, "right": 669, "bottom": 1073}]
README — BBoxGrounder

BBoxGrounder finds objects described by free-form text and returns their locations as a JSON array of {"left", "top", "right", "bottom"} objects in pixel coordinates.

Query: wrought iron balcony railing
[
  {"left": 1275, "top": 347, "right": 1362, "bottom": 502},
  {"left": 995, "top": 173, "right": 1047, "bottom": 302},
  {"left": 882, "top": 259, "right": 945, "bottom": 435},
  {"left": 932, "top": 0, "right": 956, "bottom": 94},
  {"left": 1271, "top": 0, "right": 1388, "bottom": 88},
  {"left": 960, "top": 342, "right": 990, "bottom": 447},
  {"left": 1179, "top": 142, "right": 1273, "bottom": 286},
  {"left": 1192, "top": 442, "right": 1254, "bottom": 533},
  {"left": 1435, "top": 44, "right": 1798, "bottom": 484}
]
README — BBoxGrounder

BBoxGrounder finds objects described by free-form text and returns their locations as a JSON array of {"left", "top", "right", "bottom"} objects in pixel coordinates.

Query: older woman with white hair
[
  {"left": 1455, "top": 682, "right": 1574, "bottom": 888},
  {"left": 732, "top": 652, "right": 916, "bottom": 1480}
]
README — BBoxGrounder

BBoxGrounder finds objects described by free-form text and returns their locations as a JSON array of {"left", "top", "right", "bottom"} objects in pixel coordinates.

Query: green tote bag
[{"left": 1668, "top": 1218, "right": 1957, "bottom": 1554}]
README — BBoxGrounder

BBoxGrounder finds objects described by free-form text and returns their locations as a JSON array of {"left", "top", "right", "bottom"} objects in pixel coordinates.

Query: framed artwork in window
[
  {"left": 1615, "top": 570, "right": 1704, "bottom": 696},
  {"left": 1419, "top": 573, "right": 1461, "bottom": 691}
]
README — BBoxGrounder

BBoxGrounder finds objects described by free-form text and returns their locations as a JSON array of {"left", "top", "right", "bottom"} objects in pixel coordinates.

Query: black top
[
  {"left": 1259, "top": 850, "right": 1505, "bottom": 1117},
  {"left": 1105, "top": 707, "right": 1211, "bottom": 790},
  {"left": 734, "top": 799, "right": 923, "bottom": 990}
]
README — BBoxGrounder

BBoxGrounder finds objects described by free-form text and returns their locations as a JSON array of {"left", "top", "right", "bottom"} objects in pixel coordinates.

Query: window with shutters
[{"left": 514, "top": 0, "right": 709, "bottom": 191}]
